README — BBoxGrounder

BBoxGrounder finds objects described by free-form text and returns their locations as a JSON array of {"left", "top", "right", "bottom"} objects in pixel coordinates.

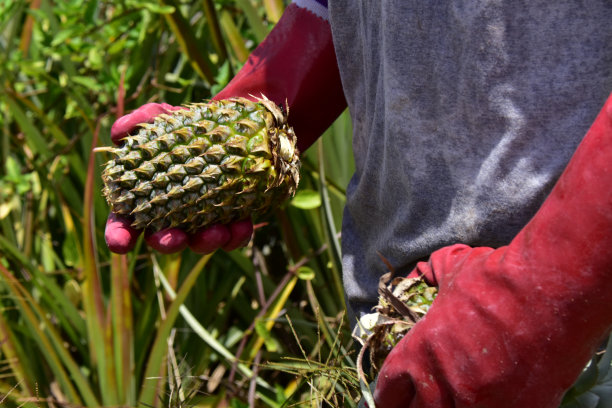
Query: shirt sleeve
[{"left": 292, "top": 0, "right": 328, "bottom": 20}]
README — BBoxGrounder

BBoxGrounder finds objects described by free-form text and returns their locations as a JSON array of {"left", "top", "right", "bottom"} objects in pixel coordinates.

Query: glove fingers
[
  {"left": 188, "top": 224, "right": 232, "bottom": 254},
  {"left": 145, "top": 228, "right": 189, "bottom": 254},
  {"left": 105, "top": 213, "right": 253, "bottom": 255},
  {"left": 188, "top": 219, "right": 254, "bottom": 254},
  {"left": 222, "top": 219, "right": 254, "bottom": 251},
  {"left": 105, "top": 213, "right": 141, "bottom": 254},
  {"left": 373, "top": 364, "right": 416, "bottom": 408},
  {"left": 407, "top": 243, "right": 475, "bottom": 286},
  {"left": 110, "top": 103, "right": 183, "bottom": 145}
]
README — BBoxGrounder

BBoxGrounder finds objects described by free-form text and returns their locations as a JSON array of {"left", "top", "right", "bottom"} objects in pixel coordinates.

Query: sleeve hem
[{"left": 292, "top": 0, "right": 328, "bottom": 20}]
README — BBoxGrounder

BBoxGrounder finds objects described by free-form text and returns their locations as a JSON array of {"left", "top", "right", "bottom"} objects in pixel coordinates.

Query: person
[{"left": 106, "top": 1, "right": 612, "bottom": 407}]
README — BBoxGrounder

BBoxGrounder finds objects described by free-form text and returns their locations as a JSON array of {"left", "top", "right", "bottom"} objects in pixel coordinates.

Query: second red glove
[{"left": 374, "top": 93, "right": 612, "bottom": 408}]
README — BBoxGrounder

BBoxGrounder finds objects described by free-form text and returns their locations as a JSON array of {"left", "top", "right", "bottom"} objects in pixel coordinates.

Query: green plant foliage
[
  {"left": 0, "top": 1, "right": 358, "bottom": 407},
  {"left": 291, "top": 190, "right": 322, "bottom": 210},
  {"left": 561, "top": 335, "right": 612, "bottom": 408}
]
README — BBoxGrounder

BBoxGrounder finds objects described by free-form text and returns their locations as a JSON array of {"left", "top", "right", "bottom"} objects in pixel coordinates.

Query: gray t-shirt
[{"left": 326, "top": 1, "right": 612, "bottom": 321}]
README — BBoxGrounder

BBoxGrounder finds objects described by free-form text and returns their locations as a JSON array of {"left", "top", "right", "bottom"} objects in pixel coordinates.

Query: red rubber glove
[
  {"left": 105, "top": 3, "right": 346, "bottom": 254},
  {"left": 374, "top": 92, "right": 612, "bottom": 408}
]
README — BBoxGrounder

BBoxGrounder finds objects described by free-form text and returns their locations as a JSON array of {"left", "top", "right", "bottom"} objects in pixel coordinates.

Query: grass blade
[
  {"left": 0, "top": 234, "right": 87, "bottom": 346},
  {"left": 161, "top": 0, "right": 216, "bottom": 84},
  {"left": 264, "top": 0, "right": 284, "bottom": 24},
  {"left": 82, "top": 119, "right": 116, "bottom": 404},
  {"left": 154, "top": 264, "right": 275, "bottom": 391},
  {"left": 234, "top": 0, "right": 268, "bottom": 43},
  {"left": 0, "top": 263, "right": 100, "bottom": 406},
  {"left": 0, "top": 307, "right": 35, "bottom": 397},
  {"left": 247, "top": 275, "right": 299, "bottom": 362},
  {"left": 111, "top": 253, "right": 136, "bottom": 405},
  {"left": 138, "top": 253, "right": 212, "bottom": 406},
  {"left": 220, "top": 10, "right": 249, "bottom": 63},
  {"left": 318, "top": 141, "right": 345, "bottom": 304},
  {"left": 3, "top": 95, "right": 50, "bottom": 159},
  {"left": 202, "top": 0, "right": 231, "bottom": 71}
]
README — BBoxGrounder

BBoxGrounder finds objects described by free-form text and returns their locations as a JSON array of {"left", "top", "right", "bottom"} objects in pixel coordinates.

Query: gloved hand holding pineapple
[
  {"left": 103, "top": 98, "right": 296, "bottom": 254},
  {"left": 371, "top": 95, "right": 612, "bottom": 407},
  {"left": 103, "top": 2, "right": 346, "bottom": 254}
]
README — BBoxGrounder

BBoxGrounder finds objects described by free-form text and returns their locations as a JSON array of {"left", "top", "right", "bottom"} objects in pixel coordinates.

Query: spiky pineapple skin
[{"left": 102, "top": 97, "right": 300, "bottom": 232}]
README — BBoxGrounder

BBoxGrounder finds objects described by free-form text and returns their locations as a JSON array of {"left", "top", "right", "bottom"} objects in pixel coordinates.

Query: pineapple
[
  {"left": 354, "top": 267, "right": 438, "bottom": 377},
  {"left": 102, "top": 96, "right": 300, "bottom": 232}
]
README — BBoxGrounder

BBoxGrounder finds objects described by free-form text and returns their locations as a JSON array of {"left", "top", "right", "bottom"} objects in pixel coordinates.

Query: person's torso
[{"left": 327, "top": 0, "right": 612, "bottom": 318}]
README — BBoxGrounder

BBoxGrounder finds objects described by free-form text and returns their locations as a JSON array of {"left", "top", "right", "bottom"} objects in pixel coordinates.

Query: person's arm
[
  {"left": 374, "top": 93, "right": 612, "bottom": 407},
  {"left": 105, "top": 0, "right": 346, "bottom": 254},
  {"left": 214, "top": 0, "right": 346, "bottom": 152}
]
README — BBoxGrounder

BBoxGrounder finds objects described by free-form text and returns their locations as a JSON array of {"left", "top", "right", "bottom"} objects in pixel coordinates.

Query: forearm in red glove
[
  {"left": 374, "top": 92, "right": 612, "bottom": 408},
  {"left": 105, "top": 3, "right": 346, "bottom": 254},
  {"left": 214, "top": 2, "right": 346, "bottom": 152}
]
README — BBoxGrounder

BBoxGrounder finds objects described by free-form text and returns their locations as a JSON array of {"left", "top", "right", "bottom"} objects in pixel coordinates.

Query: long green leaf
[
  {"left": 0, "top": 234, "right": 86, "bottom": 345},
  {"left": 3, "top": 95, "right": 50, "bottom": 159},
  {"left": 138, "top": 253, "right": 212, "bottom": 406},
  {"left": 161, "top": 0, "right": 216, "bottom": 84},
  {"left": 318, "top": 141, "right": 345, "bottom": 304},
  {"left": 0, "top": 307, "right": 35, "bottom": 396},
  {"left": 264, "top": 0, "right": 284, "bottom": 23},
  {"left": 202, "top": 0, "right": 231, "bottom": 70},
  {"left": 155, "top": 265, "right": 275, "bottom": 391},
  {"left": 220, "top": 10, "right": 249, "bottom": 63},
  {"left": 6, "top": 88, "right": 87, "bottom": 181},
  {"left": 0, "top": 263, "right": 100, "bottom": 406},
  {"left": 82, "top": 120, "right": 116, "bottom": 405},
  {"left": 111, "top": 253, "right": 136, "bottom": 405},
  {"left": 234, "top": 0, "right": 268, "bottom": 43}
]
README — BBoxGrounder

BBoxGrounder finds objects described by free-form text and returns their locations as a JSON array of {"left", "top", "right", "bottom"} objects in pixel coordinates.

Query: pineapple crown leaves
[
  {"left": 101, "top": 96, "right": 300, "bottom": 232},
  {"left": 353, "top": 252, "right": 439, "bottom": 380}
]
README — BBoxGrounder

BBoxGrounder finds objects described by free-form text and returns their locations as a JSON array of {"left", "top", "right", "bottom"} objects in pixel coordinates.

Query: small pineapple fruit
[
  {"left": 354, "top": 269, "right": 437, "bottom": 377},
  {"left": 102, "top": 97, "right": 300, "bottom": 232}
]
